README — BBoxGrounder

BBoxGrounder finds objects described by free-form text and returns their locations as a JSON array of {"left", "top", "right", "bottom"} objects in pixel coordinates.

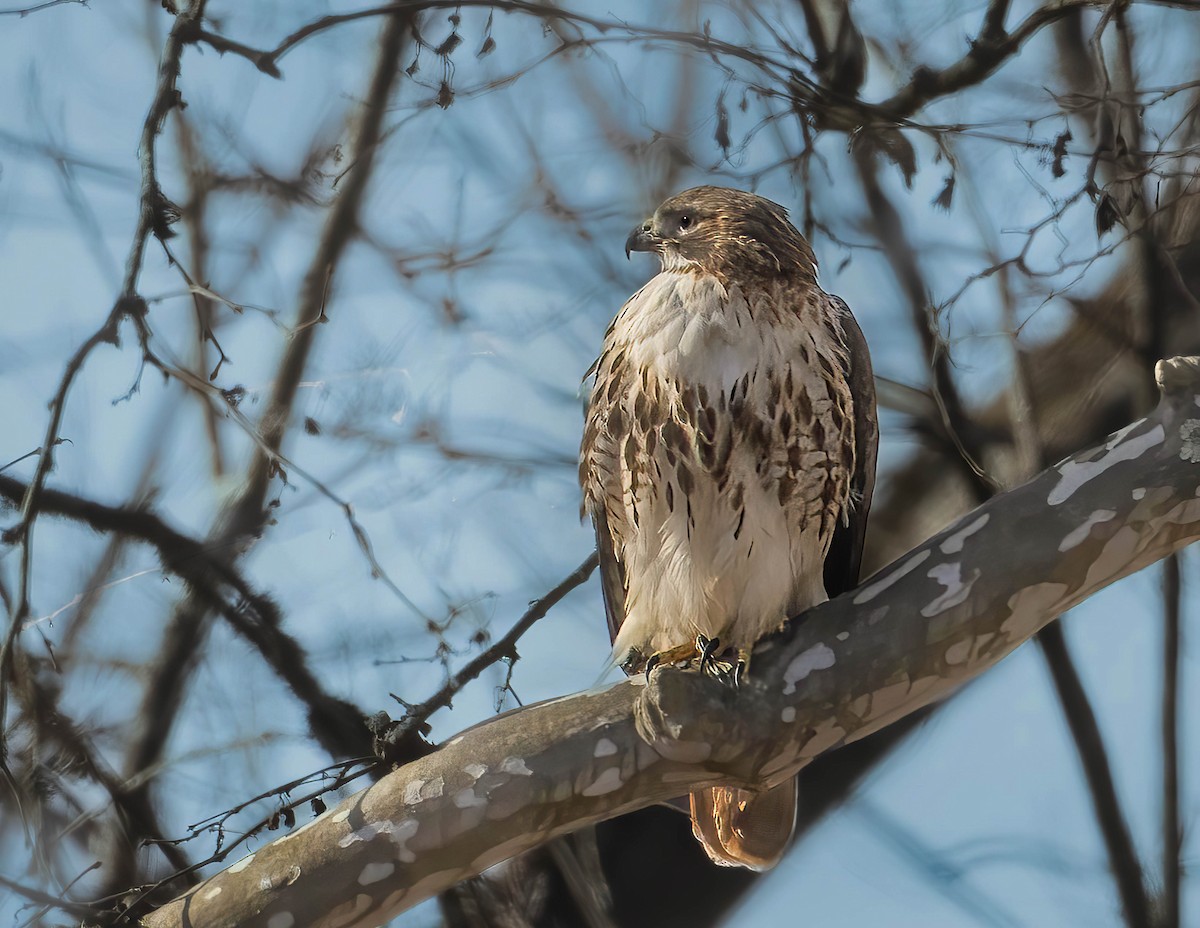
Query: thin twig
[
  {"left": 110, "top": 9, "right": 415, "bottom": 895},
  {"left": 0, "top": 0, "right": 207, "bottom": 764},
  {"left": 378, "top": 553, "right": 598, "bottom": 758},
  {"left": 0, "top": 871, "right": 96, "bottom": 918},
  {"left": 0, "top": 0, "right": 86, "bottom": 16},
  {"left": 0, "top": 474, "right": 373, "bottom": 764},
  {"left": 852, "top": 145, "right": 999, "bottom": 501}
]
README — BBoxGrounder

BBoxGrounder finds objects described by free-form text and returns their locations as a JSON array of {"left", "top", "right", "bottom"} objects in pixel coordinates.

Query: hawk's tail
[{"left": 689, "top": 777, "right": 798, "bottom": 871}]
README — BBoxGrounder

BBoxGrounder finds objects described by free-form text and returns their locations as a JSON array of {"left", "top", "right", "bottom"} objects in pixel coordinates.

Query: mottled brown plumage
[{"left": 580, "top": 186, "right": 877, "bottom": 870}]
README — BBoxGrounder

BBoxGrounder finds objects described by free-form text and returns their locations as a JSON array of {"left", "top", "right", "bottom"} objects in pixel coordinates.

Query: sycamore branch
[{"left": 140, "top": 356, "right": 1200, "bottom": 928}]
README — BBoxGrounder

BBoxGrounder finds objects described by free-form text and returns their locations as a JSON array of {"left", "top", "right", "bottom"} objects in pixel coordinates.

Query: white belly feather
[{"left": 585, "top": 271, "right": 852, "bottom": 662}]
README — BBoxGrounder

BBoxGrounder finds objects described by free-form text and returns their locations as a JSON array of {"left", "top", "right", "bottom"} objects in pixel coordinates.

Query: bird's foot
[
  {"left": 733, "top": 647, "right": 752, "bottom": 687},
  {"left": 642, "top": 640, "right": 701, "bottom": 680},
  {"left": 696, "top": 634, "right": 747, "bottom": 686},
  {"left": 696, "top": 634, "right": 722, "bottom": 677},
  {"left": 642, "top": 638, "right": 750, "bottom": 687}
]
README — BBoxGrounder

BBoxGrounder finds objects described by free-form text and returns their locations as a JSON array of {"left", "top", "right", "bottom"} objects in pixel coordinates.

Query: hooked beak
[{"left": 625, "top": 220, "right": 659, "bottom": 259}]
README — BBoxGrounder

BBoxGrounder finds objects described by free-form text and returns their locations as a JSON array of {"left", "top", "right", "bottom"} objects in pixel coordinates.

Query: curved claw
[{"left": 696, "top": 634, "right": 723, "bottom": 678}]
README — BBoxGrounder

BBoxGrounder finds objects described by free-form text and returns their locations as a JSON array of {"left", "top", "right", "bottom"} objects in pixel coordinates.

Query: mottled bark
[{"left": 141, "top": 356, "right": 1200, "bottom": 928}]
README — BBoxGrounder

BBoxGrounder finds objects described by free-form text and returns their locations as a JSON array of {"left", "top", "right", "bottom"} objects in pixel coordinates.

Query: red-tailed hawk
[{"left": 580, "top": 186, "right": 878, "bottom": 870}]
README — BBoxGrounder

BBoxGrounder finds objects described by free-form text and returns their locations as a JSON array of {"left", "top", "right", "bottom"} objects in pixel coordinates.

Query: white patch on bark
[
  {"left": 593, "top": 738, "right": 618, "bottom": 758},
  {"left": 921, "top": 563, "right": 980, "bottom": 617},
  {"left": 853, "top": 550, "right": 930, "bottom": 603},
  {"left": 390, "top": 820, "right": 420, "bottom": 862},
  {"left": 425, "top": 775, "right": 444, "bottom": 799},
  {"left": 452, "top": 793, "right": 488, "bottom": 836},
  {"left": 1059, "top": 509, "right": 1117, "bottom": 551},
  {"left": 1180, "top": 419, "right": 1200, "bottom": 462},
  {"left": 464, "top": 763, "right": 488, "bottom": 781},
  {"left": 266, "top": 914, "right": 294, "bottom": 928},
  {"left": 781, "top": 706, "right": 796, "bottom": 723},
  {"left": 782, "top": 643, "right": 836, "bottom": 694},
  {"left": 454, "top": 788, "right": 487, "bottom": 809},
  {"left": 499, "top": 756, "right": 533, "bottom": 776},
  {"left": 229, "top": 854, "right": 255, "bottom": 873},
  {"left": 1048, "top": 422, "right": 1162, "bottom": 504},
  {"left": 404, "top": 776, "right": 444, "bottom": 805},
  {"left": 940, "top": 513, "right": 989, "bottom": 554},
  {"left": 202, "top": 886, "right": 222, "bottom": 901},
  {"left": 836, "top": 631, "right": 850, "bottom": 641},
  {"left": 582, "top": 767, "right": 625, "bottom": 796},
  {"left": 338, "top": 819, "right": 420, "bottom": 863},
  {"left": 1132, "top": 487, "right": 1146, "bottom": 500},
  {"left": 332, "top": 808, "right": 351, "bottom": 824},
  {"left": 276, "top": 865, "right": 301, "bottom": 887},
  {"left": 358, "top": 862, "right": 396, "bottom": 886}
]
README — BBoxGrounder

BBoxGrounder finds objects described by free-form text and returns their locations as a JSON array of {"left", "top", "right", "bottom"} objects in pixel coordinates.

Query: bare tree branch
[
  {"left": 1, "top": 0, "right": 208, "bottom": 762},
  {"left": 374, "top": 554, "right": 598, "bottom": 763},
  {"left": 1036, "top": 623, "right": 1150, "bottom": 927},
  {"left": 112, "top": 17, "right": 417, "bottom": 898},
  {"left": 853, "top": 146, "right": 998, "bottom": 500},
  {"left": 0, "top": 0, "right": 87, "bottom": 17},
  {"left": 140, "top": 357, "right": 1200, "bottom": 928}
]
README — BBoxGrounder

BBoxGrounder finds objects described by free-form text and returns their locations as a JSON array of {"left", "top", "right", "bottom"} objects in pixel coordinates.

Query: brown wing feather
[
  {"left": 591, "top": 506, "right": 627, "bottom": 643},
  {"left": 580, "top": 310, "right": 633, "bottom": 645},
  {"left": 822, "top": 295, "right": 878, "bottom": 598}
]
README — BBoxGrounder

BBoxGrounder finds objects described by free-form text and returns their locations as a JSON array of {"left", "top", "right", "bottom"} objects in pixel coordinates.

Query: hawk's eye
[{"left": 678, "top": 214, "right": 693, "bottom": 231}]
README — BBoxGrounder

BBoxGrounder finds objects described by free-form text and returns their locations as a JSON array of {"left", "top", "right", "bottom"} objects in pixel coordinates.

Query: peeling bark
[{"left": 141, "top": 356, "right": 1200, "bottom": 928}]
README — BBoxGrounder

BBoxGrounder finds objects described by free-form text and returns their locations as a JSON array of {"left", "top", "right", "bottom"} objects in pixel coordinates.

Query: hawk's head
[{"left": 625, "top": 186, "right": 817, "bottom": 284}]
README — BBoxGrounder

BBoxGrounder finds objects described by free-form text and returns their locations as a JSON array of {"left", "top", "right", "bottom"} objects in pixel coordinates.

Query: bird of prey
[{"left": 579, "top": 186, "right": 877, "bottom": 870}]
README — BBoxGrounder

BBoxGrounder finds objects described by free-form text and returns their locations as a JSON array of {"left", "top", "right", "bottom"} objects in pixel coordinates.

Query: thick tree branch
[{"left": 140, "top": 356, "right": 1200, "bottom": 928}]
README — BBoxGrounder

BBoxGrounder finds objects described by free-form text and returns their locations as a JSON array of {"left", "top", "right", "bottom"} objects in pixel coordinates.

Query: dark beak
[{"left": 625, "top": 220, "right": 658, "bottom": 259}]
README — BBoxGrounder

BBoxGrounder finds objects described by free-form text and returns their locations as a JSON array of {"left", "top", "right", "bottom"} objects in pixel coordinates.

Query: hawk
[{"left": 579, "top": 186, "right": 878, "bottom": 870}]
